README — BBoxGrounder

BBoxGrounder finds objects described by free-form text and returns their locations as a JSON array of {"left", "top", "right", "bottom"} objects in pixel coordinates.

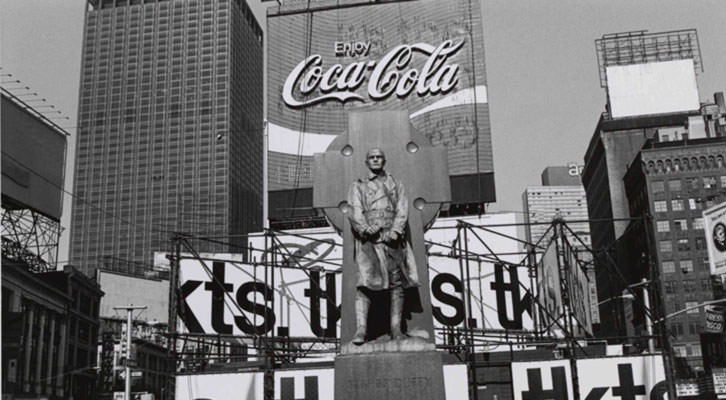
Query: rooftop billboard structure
[
  {"left": 1, "top": 93, "right": 67, "bottom": 221},
  {"left": 266, "top": 0, "right": 495, "bottom": 218},
  {"left": 595, "top": 29, "right": 702, "bottom": 88}
]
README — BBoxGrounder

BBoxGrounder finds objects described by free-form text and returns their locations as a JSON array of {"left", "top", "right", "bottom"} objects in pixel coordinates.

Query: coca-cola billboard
[{"left": 267, "top": 0, "right": 494, "bottom": 204}]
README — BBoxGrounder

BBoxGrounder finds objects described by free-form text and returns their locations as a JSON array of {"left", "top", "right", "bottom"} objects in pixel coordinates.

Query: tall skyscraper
[{"left": 70, "top": 0, "right": 263, "bottom": 276}]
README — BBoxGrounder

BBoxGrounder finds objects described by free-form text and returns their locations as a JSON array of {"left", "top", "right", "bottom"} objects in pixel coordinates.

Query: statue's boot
[
  {"left": 352, "top": 290, "right": 370, "bottom": 345},
  {"left": 390, "top": 287, "right": 406, "bottom": 340}
]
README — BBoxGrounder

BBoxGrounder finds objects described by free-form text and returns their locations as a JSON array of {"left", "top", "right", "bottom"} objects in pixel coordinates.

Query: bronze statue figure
[{"left": 346, "top": 148, "right": 419, "bottom": 345}]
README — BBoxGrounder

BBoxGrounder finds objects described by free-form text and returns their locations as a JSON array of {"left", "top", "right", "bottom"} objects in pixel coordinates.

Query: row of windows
[
  {"left": 652, "top": 176, "right": 726, "bottom": 193},
  {"left": 654, "top": 198, "right": 704, "bottom": 213},
  {"left": 663, "top": 278, "right": 710, "bottom": 293},
  {"left": 656, "top": 217, "right": 705, "bottom": 232},
  {"left": 659, "top": 237, "right": 708, "bottom": 253}
]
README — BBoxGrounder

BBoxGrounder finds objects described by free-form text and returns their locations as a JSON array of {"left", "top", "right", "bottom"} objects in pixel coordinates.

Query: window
[
  {"left": 677, "top": 239, "right": 690, "bottom": 252},
  {"left": 654, "top": 201, "right": 667, "bottom": 212},
  {"left": 657, "top": 221, "right": 670, "bottom": 232},
  {"left": 671, "top": 200, "right": 684, "bottom": 211},
  {"left": 704, "top": 176, "right": 718, "bottom": 189},
  {"left": 702, "top": 278, "right": 712, "bottom": 290},
  {"left": 668, "top": 179, "right": 682, "bottom": 191},
  {"left": 664, "top": 281, "right": 677, "bottom": 294},
  {"left": 652, "top": 181, "right": 665, "bottom": 193},
  {"left": 693, "top": 218, "right": 705, "bottom": 230},
  {"left": 659, "top": 240, "right": 672, "bottom": 253},
  {"left": 686, "top": 301, "right": 699, "bottom": 314},
  {"left": 662, "top": 261, "right": 676, "bottom": 274},
  {"left": 683, "top": 279, "right": 696, "bottom": 292},
  {"left": 689, "top": 198, "right": 702, "bottom": 210},
  {"left": 674, "top": 219, "right": 688, "bottom": 231},
  {"left": 696, "top": 237, "right": 707, "bottom": 250},
  {"left": 680, "top": 260, "right": 693, "bottom": 273}
]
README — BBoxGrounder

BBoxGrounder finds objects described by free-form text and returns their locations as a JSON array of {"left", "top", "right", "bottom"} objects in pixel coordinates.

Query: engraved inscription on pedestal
[{"left": 334, "top": 351, "right": 446, "bottom": 400}]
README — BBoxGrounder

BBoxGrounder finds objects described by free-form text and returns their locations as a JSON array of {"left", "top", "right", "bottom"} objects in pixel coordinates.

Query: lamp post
[{"left": 656, "top": 298, "right": 726, "bottom": 323}]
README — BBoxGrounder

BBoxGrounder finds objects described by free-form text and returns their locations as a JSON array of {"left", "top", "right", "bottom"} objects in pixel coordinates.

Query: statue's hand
[
  {"left": 381, "top": 230, "right": 399, "bottom": 243},
  {"left": 364, "top": 225, "right": 379, "bottom": 237}
]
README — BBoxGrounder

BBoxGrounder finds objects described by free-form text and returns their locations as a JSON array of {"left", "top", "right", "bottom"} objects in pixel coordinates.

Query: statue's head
[{"left": 365, "top": 148, "right": 386, "bottom": 173}]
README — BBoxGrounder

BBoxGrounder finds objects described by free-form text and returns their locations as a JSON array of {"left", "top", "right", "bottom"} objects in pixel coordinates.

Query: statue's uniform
[{"left": 347, "top": 171, "right": 419, "bottom": 290}]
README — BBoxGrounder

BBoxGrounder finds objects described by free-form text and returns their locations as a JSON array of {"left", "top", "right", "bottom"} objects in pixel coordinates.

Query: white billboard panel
[
  {"left": 428, "top": 214, "right": 534, "bottom": 341},
  {"left": 171, "top": 213, "right": 532, "bottom": 346},
  {"left": 275, "top": 368, "right": 334, "bottom": 400},
  {"left": 512, "top": 355, "right": 667, "bottom": 400},
  {"left": 175, "top": 372, "right": 264, "bottom": 400},
  {"left": 576, "top": 355, "right": 666, "bottom": 400},
  {"left": 606, "top": 59, "right": 699, "bottom": 118},
  {"left": 511, "top": 359, "right": 574, "bottom": 400},
  {"left": 176, "top": 365, "right": 467, "bottom": 400},
  {"left": 704, "top": 201, "right": 726, "bottom": 277},
  {"left": 565, "top": 244, "right": 593, "bottom": 336},
  {"left": 97, "top": 270, "right": 169, "bottom": 323},
  {"left": 537, "top": 240, "right": 563, "bottom": 336}
]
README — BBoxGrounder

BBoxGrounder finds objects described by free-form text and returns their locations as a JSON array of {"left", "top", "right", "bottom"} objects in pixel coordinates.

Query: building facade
[
  {"left": 45, "top": 266, "right": 105, "bottom": 399},
  {"left": 1, "top": 265, "right": 103, "bottom": 400},
  {"left": 70, "top": 0, "right": 264, "bottom": 276},
  {"left": 623, "top": 137, "right": 726, "bottom": 371},
  {"left": 523, "top": 168, "right": 591, "bottom": 248}
]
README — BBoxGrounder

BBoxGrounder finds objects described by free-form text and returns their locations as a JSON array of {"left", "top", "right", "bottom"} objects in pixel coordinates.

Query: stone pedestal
[{"left": 334, "top": 350, "right": 446, "bottom": 400}]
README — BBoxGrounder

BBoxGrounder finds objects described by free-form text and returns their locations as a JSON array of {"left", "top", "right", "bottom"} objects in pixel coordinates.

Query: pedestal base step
[{"left": 334, "top": 351, "right": 446, "bottom": 400}]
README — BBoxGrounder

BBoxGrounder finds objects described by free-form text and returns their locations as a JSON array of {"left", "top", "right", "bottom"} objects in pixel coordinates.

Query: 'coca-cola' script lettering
[{"left": 282, "top": 40, "right": 465, "bottom": 108}]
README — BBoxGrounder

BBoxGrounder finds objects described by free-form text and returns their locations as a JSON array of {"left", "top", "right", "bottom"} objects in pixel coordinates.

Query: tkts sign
[
  {"left": 282, "top": 40, "right": 464, "bottom": 108},
  {"left": 173, "top": 218, "right": 533, "bottom": 339}
]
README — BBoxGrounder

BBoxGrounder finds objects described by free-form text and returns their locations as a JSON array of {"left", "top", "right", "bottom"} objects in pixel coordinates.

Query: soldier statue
[{"left": 346, "top": 148, "right": 419, "bottom": 345}]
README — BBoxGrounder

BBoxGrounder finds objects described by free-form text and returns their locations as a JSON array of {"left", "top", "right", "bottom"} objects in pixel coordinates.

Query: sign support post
[{"left": 113, "top": 304, "right": 146, "bottom": 400}]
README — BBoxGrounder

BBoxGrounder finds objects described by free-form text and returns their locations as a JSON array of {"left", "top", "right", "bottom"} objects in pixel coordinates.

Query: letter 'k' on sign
[{"left": 312, "top": 111, "right": 451, "bottom": 344}]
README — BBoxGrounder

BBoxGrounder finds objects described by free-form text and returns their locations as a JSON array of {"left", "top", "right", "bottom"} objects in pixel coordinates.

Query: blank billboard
[
  {"left": 97, "top": 270, "right": 169, "bottom": 324},
  {"left": 1, "top": 95, "right": 67, "bottom": 221},
  {"left": 606, "top": 59, "right": 700, "bottom": 119}
]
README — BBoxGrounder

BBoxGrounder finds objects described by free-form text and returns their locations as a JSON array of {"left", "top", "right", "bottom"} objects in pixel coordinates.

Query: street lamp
[
  {"left": 597, "top": 293, "right": 634, "bottom": 306},
  {"left": 656, "top": 298, "right": 726, "bottom": 323}
]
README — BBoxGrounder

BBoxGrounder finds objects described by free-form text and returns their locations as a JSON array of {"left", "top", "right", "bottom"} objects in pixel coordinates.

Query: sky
[{"left": 2, "top": 0, "right": 725, "bottom": 265}]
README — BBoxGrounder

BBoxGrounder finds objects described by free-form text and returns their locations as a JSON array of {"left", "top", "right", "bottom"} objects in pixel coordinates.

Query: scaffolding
[
  {"left": 1, "top": 207, "right": 62, "bottom": 272},
  {"left": 595, "top": 29, "right": 703, "bottom": 88},
  {"left": 164, "top": 216, "right": 671, "bottom": 400}
]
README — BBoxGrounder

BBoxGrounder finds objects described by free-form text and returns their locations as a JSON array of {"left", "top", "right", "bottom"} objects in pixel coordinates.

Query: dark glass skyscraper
[{"left": 70, "top": 0, "right": 263, "bottom": 276}]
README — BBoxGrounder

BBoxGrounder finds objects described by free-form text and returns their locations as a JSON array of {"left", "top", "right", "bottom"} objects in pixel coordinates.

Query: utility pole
[
  {"left": 641, "top": 278, "right": 655, "bottom": 353},
  {"left": 114, "top": 305, "right": 147, "bottom": 400}
]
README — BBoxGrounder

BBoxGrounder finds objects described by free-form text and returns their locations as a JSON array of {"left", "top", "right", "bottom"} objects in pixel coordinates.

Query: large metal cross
[{"left": 313, "top": 111, "right": 450, "bottom": 345}]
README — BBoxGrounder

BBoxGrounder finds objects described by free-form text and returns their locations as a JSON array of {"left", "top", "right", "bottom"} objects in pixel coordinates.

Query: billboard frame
[{"left": 164, "top": 218, "right": 614, "bottom": 399}]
